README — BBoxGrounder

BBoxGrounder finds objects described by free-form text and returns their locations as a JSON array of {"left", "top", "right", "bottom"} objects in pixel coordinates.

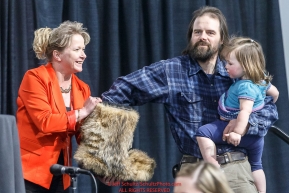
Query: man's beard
[{"left": 188, "top": 41, "right": 220, "bottom": 62}]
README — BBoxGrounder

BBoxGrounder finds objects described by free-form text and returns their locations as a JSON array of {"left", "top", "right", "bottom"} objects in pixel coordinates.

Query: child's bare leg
[
  {"left": 252, "top": 169, "right": 266, "bottom": 193},
  {"left": 196, "top": 137, "right": 219, "bottom": 167}
]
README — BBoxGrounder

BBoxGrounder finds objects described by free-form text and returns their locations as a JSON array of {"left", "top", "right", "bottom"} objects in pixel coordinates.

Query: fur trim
[{"left": 74, "top": 103, "right": 156, "bottom": 181}]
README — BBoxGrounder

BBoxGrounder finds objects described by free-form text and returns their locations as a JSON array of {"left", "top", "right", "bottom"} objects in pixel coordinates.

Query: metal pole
[{"left": 70, "top": 174, "right": 78, "bottom": 193}]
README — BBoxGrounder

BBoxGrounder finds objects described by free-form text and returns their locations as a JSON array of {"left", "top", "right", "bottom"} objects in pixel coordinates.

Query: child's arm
[
  {"left": 266, "top": 84, "right": 279, "bottom": 103},
  {"left": 234, "top": 99, "right": 254, "bottom": 135},
  {"left": 226, "top": 99, "right": 253, "bottom": 146}
]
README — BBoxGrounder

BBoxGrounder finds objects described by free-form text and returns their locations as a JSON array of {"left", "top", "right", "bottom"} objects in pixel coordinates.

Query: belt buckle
[{"left": 224, "top": 153, "right": 230, "bottom": 163}]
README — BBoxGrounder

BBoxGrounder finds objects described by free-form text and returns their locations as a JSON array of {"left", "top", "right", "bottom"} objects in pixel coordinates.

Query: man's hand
[
  {"left": 223, "top": 119, "right": 237, "bottom": 141},
  {"left": 224, "top": 132, "right": 242, "bottom": 146}
]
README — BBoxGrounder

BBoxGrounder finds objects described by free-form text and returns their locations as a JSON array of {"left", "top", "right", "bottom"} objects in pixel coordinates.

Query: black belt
[
  {"left": 181, "top": 152, "right": 246, "bottom": 165},
  {"left": 180, "top": 155, "right": 202, "bottom": 164},
  {"left": 216, "top": 152, "right": 246, "bottom": 164}
]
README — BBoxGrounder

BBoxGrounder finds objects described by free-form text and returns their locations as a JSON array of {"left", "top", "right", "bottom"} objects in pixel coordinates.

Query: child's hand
[
  {"left": 222, "top": 119, "right": 237, "bottom": 141},
  {"left": 224, "top": 132, "right": 242, "bottom": 146}
]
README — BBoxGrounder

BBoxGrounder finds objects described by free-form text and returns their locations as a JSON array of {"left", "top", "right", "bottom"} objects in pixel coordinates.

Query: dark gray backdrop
[{"left": 1, "top": 0, "right": 288, "bottom": 192}]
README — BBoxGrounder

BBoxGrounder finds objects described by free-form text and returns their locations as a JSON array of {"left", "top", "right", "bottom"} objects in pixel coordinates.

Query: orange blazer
[{"left": 16, "top": 63, "right": 91, "bottom": 189}]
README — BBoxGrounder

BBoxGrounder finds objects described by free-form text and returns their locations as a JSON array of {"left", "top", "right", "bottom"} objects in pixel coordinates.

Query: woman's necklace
[{"left": 60, "top": 85, "right": 71, "bottom": 93}]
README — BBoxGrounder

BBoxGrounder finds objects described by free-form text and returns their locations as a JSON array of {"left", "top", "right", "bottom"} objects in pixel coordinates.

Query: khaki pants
[
  {"left": 221, "top": 157, "right": 258, "bottom": 193},
  {"left": 179, "top": 157, "right": 258, "bottom": 193}
]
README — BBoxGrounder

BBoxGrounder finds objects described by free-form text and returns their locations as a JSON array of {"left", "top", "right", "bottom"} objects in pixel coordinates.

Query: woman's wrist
[
  {"left": 77, "top": 109, "right": 81, "bottom": 122},
  {"left": 76, "top": 108, "right": 88, "bottom": 122}
]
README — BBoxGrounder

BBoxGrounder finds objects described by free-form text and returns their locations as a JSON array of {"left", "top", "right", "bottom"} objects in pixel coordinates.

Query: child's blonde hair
[{"left": 221, "top": 36, "right": 272, "bottom": 85}]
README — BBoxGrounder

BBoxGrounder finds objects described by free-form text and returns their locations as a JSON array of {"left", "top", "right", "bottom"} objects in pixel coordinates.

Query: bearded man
[{"left": 101, "top": 6, "right": 277, "bottom": 193}]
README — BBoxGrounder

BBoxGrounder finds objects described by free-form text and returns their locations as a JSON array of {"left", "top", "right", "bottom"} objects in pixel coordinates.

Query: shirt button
[
  {"left": 214, "top": 100, "right": 217, "bottom": 102},
  {"left": 211, "top": 84, "right": 214, "bottom": 86}
]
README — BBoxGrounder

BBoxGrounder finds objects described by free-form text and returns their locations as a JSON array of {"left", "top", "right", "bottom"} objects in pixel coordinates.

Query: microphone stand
[
  {"left": 69, "top": 173, "right": 78, "bottom": 193},
  {"left": 68, "top": 171, "right": 98, "bottom": 193}
]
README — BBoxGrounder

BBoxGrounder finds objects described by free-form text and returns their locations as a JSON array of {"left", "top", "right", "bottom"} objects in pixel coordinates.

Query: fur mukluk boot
[{"left": 74, "top": 103, "right": 156, "bottom": 181}]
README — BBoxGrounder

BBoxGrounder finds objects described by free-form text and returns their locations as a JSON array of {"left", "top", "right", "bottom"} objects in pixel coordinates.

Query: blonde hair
[
  {"left": 33, "top": 21, "right": 90, "bottom": 61},
  {"left": 221, "top": 36, "right": 272, "bottom": 85},
  {"left": 176, "top": 162, "right": 234, "bottom": 193}
]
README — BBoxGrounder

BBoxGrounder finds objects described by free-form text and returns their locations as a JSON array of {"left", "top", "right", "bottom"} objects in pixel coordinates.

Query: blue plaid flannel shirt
[{"left": 102, "top": 55, "right": 278, "bottom": 158}]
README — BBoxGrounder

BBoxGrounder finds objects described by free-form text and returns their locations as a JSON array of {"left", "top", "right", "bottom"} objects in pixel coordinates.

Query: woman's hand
[{"left": 77, "top": 96, "right": 102, "bottom": 121}]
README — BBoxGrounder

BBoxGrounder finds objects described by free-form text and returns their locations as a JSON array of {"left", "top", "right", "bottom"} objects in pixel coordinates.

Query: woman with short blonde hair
[{"left": 174, "top": 162, "right": 234, "bottom": 193}]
